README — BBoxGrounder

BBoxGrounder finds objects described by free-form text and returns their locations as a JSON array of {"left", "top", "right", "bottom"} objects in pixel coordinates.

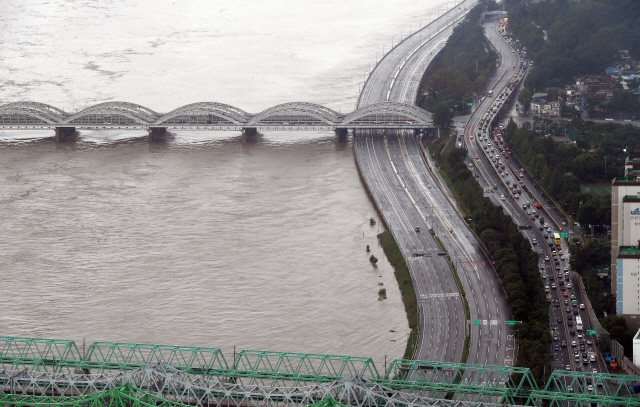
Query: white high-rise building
[{"left": 611, "top": 154, "right": 640, "bottom": 329}]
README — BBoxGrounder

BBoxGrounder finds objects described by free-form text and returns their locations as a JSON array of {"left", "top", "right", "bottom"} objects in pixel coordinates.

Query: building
[
  {"left": 611, "top": 152, "right": 640, "bottom": 330},
  {"left": 634, "top": 329, "right": 640, "bottom": 368}
]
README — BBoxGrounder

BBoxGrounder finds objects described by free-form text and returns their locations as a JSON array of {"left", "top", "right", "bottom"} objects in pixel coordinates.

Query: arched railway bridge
[{"left": 0, "top": 101, "right": 433, "bottom": 141}]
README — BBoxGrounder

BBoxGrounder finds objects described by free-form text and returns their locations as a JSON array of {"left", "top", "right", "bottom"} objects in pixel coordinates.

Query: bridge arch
[
  {"left": 62, "top": 102, "right": 160, "bottom": 126},
  {"left": 155, "top": 102, "right": 250, "bottom": 126},
  {"left": 248, "top": 102, "right": 341, "bottom": 126},
  {"left": 0, "top": 108, "right": 60, "bottom": 125},
  {"left": 0, "top": 102, "right": 67, "bottom": 122},
  {"left": 342, "top": 102, "right": 431, "bottom": 126}
]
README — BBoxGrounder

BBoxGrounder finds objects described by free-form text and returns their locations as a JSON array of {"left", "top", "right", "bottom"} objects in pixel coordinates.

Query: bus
[
  {"left": 553, "top": 233, "right": 561, "bottom": 246},
  {"left": 576, "top": 316, "right": 583, "bottom": 332}
]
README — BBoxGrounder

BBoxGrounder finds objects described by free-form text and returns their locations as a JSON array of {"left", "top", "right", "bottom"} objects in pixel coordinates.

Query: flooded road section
[{"left": 0, "top": 131, "right": 407, "bottom": 366}]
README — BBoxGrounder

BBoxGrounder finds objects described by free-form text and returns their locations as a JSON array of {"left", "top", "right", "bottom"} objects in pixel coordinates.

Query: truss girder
[
  {"left": 2, "top": 336, "right": 640, "bottom": 406},
  {"left": 384, "top": 360, "right": 538, "bottom": 404},
  {"left": 232, "top": 350, "right": 379, "bottom": 387},
  {"left": 0, "top": 364, "right": 521, "bottom": 407},
  {"left": 85, "top": 341, "right": 229, "bottom": 377},
  {"left": 248, "top": 103, "right": 342, "bottom": 126}
]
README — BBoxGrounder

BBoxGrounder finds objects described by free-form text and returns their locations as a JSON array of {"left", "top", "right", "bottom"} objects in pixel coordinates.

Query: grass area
[
  {"left": 377, "top": 231, "right": 418, "bottom": 360},
  {"left": 580, "top": 184, "right": 611, "bottom": 196}
]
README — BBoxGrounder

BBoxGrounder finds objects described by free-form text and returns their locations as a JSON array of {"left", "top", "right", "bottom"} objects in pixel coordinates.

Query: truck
[
  {"left": 534, "top": 202, "right": 542, "bottom": 209},
  {"left": 539, "top": 217, "right": 545, "bottom": 224},
  {"left": 575, "top": 316, "right": 583, "bottom": 331}
]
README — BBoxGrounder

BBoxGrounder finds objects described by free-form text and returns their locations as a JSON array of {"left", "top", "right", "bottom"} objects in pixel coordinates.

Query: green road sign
[
  {"left": 559, "top": 233, "right": 568, "bottom": 238},
  {"left": 467, "top": 103, "right": 473, "bottom": 106},
  {"left": 586, "top": 329, "right": 597, "bottom": 335},
  {"left": 508, "top": 321, "right": 516, "bottom": 326},
  {"left": 472, "top": 320, "right": 481, "bottom": 325}
]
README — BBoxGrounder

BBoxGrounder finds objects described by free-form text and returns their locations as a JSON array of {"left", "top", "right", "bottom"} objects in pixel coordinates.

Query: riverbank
[{"left": 377, "top": 231, "right": 418, "bottom": 360}]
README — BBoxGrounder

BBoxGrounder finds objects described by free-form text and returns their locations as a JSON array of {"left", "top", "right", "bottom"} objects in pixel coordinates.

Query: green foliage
[
  {"left": 507, "top": 0, "right": 640, "bottom": 89},
  {"left": 602, "top": 315, "right": 635, "bottom": 355},
  {"left": 378, "top": 288, "right": 387, "bottom": 296},
  {"left": 369, "top": 255, "right": 378, "bottom": 264},
  {"left": 370, "top": 217, "right": 376, "bottom": 225},
  {"left": 501, "top": 118, "right": 633, "bottom": 231},
  {"left": 432, "top": 103, "right": 453, "bottom": 129},
  {"left": 433, "top": 140, "right": 550, "bottom": 385},
  {"left": 377, "top": 231, "right": 418, "bottom": 360},
  {"left": 568, "top": 239, "right": 613, "bottom": 317},
  {"left": 418, "top": 0, "right": 497, "bottom": 113},
  {"left": 517, "top": 86, "right": 533, "bottom": 112}
]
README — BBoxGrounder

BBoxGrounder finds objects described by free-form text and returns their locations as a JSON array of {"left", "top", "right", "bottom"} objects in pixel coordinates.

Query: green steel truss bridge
[{"left": 1, "top": 336, "right": 639, "bottom": 406}]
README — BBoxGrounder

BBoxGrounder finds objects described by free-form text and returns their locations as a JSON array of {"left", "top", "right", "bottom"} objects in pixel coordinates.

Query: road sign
[
  {"left": 586, "top": 329, "right": 597, "bottom": 335},
  {"left": 472, "top": 320, "right": 481, "bottom": 325},
  {"left": 508, "top": 320, "right": 516, "bottom": 326},
  {"left": 559, "top": 232, "right": 568, "bottom": 238},
  {"left": 467, "top": 103, "right": 473, "bottom": 106}
]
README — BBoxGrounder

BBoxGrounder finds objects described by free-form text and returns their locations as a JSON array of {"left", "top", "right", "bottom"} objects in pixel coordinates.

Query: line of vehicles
[{"left": 468, "top": 20, "right": 606, "bottom": 377}]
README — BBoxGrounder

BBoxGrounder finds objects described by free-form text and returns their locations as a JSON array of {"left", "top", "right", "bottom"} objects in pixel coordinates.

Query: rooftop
[
  {"left": 614, "top": 176, "right": 640, "bottom": 183},
  {"left": 619, "top": 246, "right": 640, "bottom": 256}
]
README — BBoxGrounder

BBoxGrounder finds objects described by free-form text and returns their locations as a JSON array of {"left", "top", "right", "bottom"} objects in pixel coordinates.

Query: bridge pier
[
  {"left": 148, "top": 127, "right": 167, "bottom": 142},
  {"left": 242, "top": 127, "right": 258, "bottom": 141},
  {"left": 335, "top": 128, "right": 348, "bottom": 142},
  {"left": 55, "top": 127, "right": 77, "bottom": 142}
]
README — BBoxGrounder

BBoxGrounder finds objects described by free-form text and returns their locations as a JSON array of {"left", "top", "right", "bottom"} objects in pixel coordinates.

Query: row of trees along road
[
  {"left": 430, "top": 138, "right": 550, "bottom": 385},
  {"left": 418, "top": 0, "right": 499, "bottom": 127}
]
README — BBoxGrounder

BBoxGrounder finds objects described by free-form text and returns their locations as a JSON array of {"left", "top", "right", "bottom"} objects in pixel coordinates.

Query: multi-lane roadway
[
  {"left": 355, "top": 0, "right": 515, "bottom": 370},
  {"left": 464, "top": 17, "right": 607, "bottom": 379}
]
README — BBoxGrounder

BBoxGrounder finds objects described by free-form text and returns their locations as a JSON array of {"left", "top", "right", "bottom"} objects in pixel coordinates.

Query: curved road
[{"left": 354, "top": 0, "right": 515, "bottom": 371}]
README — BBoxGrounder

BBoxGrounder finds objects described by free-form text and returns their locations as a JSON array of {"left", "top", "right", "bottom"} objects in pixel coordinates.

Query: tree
[
  {"left": 432, "top": 103, "right": 452, "bottom": 129},
  {"left": 518, "top": 87, "right": 533, "bottom": 112}
]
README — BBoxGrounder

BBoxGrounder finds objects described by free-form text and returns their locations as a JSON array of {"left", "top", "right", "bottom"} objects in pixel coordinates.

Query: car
[
  {"left": 563, "top": 292, "right": 569, "bottom": 297},
  {"left": 580, "top": 303, "right": 585, "bottom": 310},
  {"left": 415, "top": 227, "right": 421, "bottom": 233},
  {"left": 570, "top": 295, "right": 576, "bottom": 300},
  {"left": 554, "top": 344, "right": 559, "bottom": 351},
  {"left": 568, "top": 320, "right": 573, "bottom": 326},
  {"left": 564, "top": 299, "right": 569, "bottom": 305},
  {"left": 572, "top": 300, "right": 577, "bottom": 306},
  {"left": 561, "top": 341, "right": 567, "bottom": 347},
  {"left": 572, "top": 341, "right": 577, "bottom": 347},
  {"left": 565, "top": 365, "right": 570, "bottom": 371},
  {"left": 545, "top": 286, "right": 550, "bottom": 293},
  {"left": 567, "top": 315, "right": 573, "bottom": 320},
  {"left": 590, "top": 354, "right": 596, "bottom": 362},
  {"left": 500, "top": 194, "right": 505, "bottom": 201},
  {"left": 551, "top": 283, "right": 556, "bottom": 288},
  {"left": 553, "top": 335, "right": 559, "bottom": 341},
  {"left": 562, "top": 221, "right": 567, "bottom": 226},
  {"left": 573, "top": 308, "right": 578, "bottom": 314},
  {"left": 556, "top": 266, "right": 561, "bottom": 270},
  {"left": 556, "top": 316, "right": 562, "bottom": 323},
  {"left": 587, "top": 384, "right": 593, "bottom": 391},
  {"left": 570, "top": 330, "right": 575, "bottom": 336},
  {"left": 587, "top": 338, "right": 593, "bottom": 345},
  {"left": 566, "top": 306, "right": 571, "bottom": 313},
  {"left": 560, "top": 255, "right": 565, "bottom": 260},
  {"left": 567, "top": 283, "right": 572, "bottom": 289},
  {"left": 545, "top": 256, "right": 549, "bottom": 261}
]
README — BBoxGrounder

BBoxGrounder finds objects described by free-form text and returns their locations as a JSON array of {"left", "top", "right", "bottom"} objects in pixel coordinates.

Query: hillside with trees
[{"left": 505, "top": 0, "right": 640, "bottom": 90}]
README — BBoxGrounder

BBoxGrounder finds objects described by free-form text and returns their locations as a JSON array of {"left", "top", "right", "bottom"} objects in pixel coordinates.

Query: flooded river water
[{"left": 0, "top": 0, "right": 450, "bottom": 366}]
